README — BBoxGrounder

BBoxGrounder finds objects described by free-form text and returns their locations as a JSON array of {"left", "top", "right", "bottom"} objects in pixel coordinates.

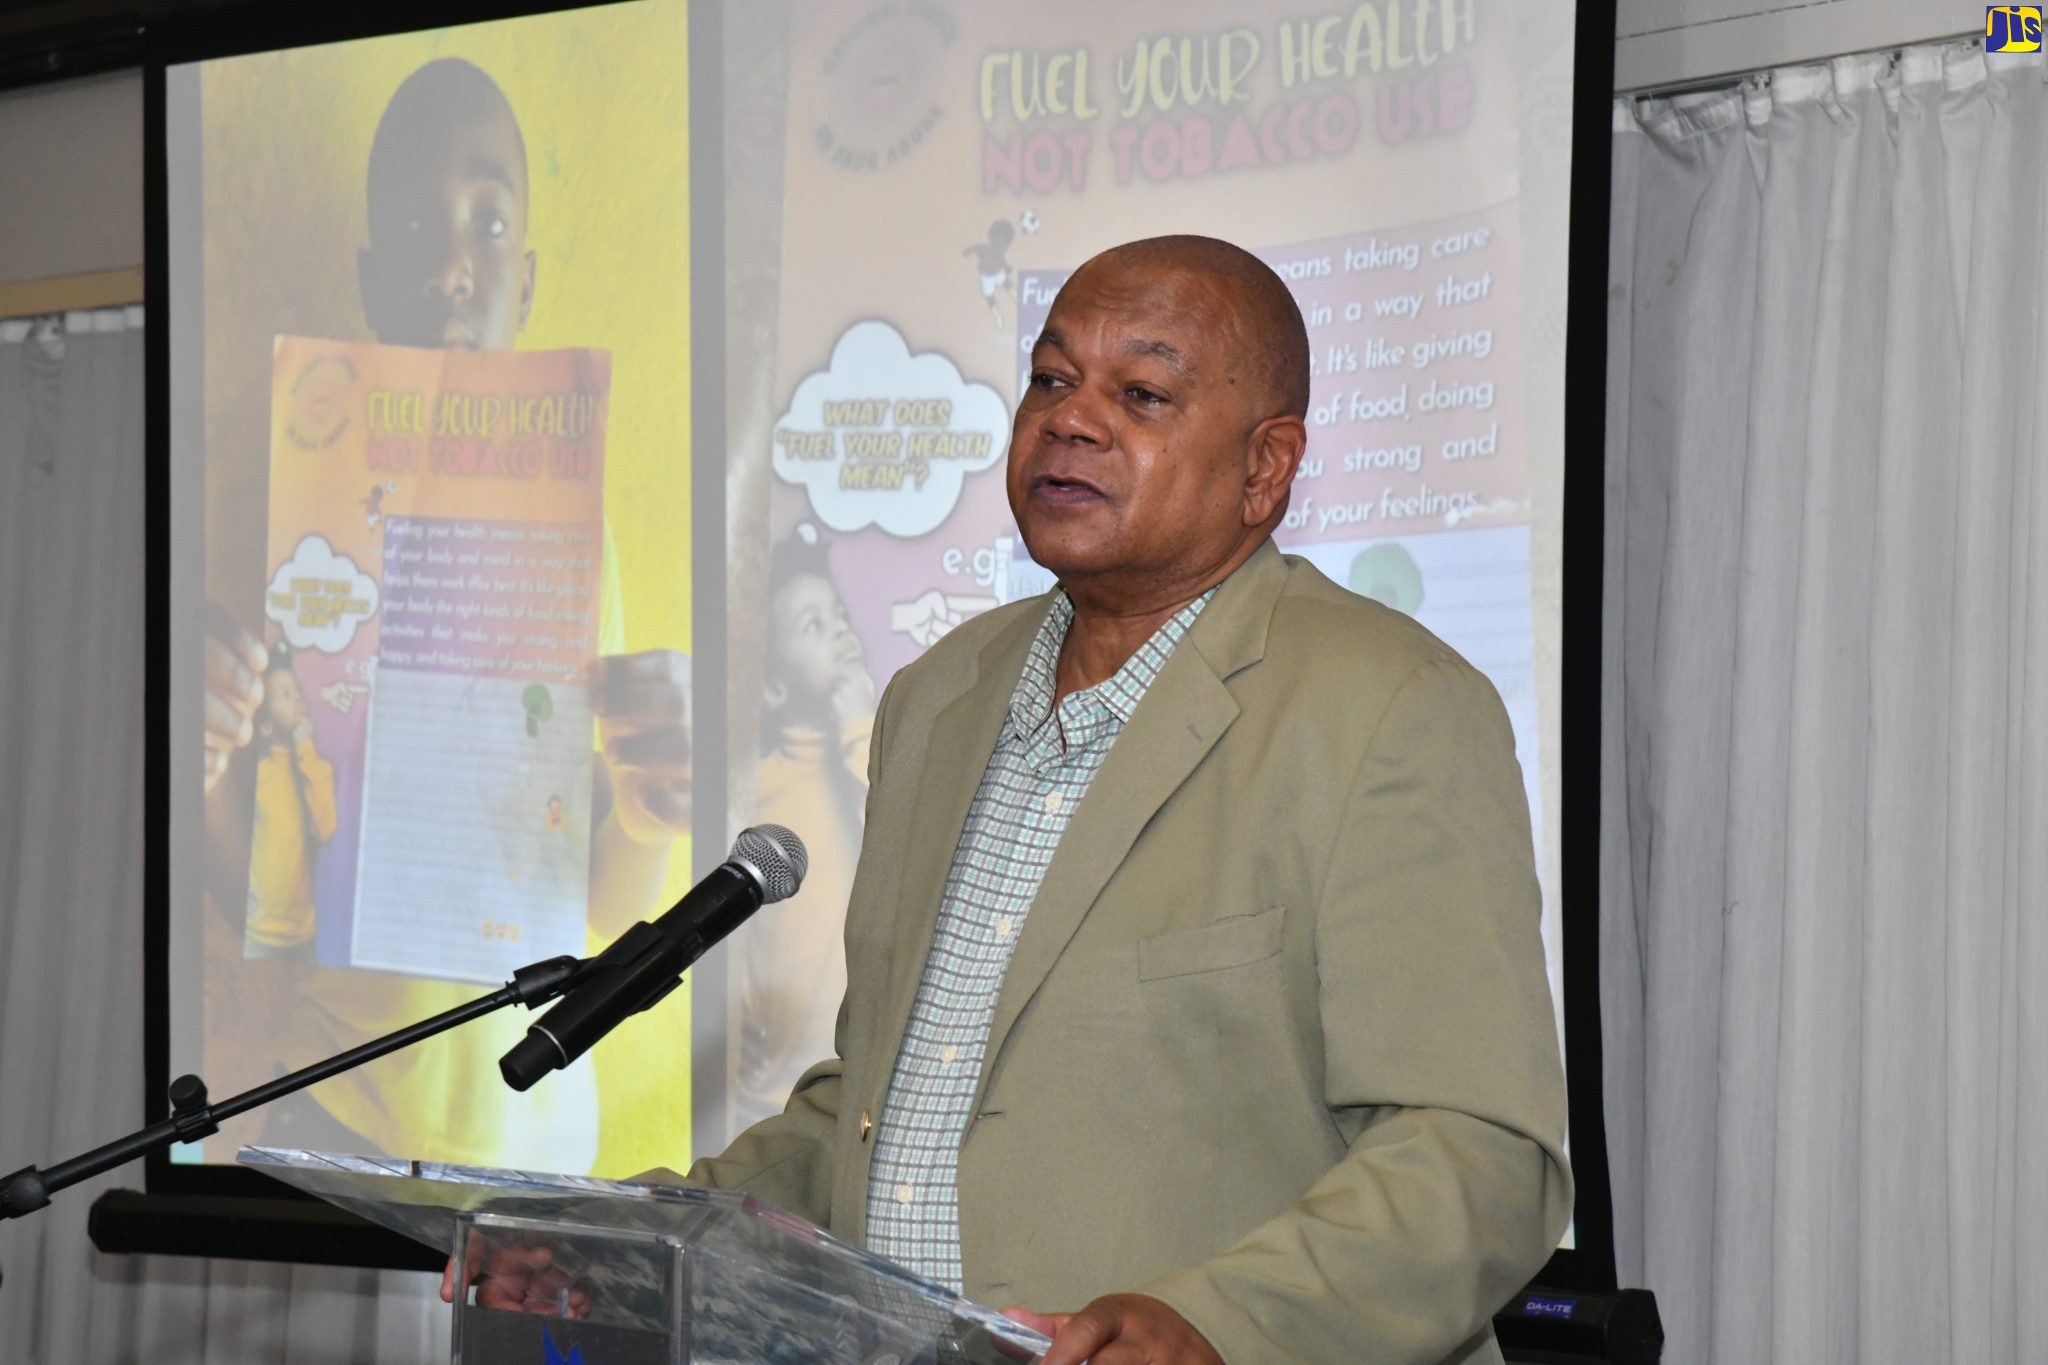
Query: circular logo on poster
[
  {"left": 286, "top": 352, "right": 358, "bottom": 453},
  {"left": 813, "top": 2, "right": 955, "bottom": 172}
]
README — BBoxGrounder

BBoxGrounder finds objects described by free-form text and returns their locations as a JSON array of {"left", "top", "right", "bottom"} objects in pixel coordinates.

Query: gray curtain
[
  {"left": 0, "top": 307, "right": 438, "bottom": 1361},
  {"left": 1606, "top": 44, "right": 2048, "bottom": 1365}
]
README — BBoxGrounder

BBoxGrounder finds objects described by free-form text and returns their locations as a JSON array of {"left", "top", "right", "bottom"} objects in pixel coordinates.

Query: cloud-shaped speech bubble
[
  {"left": 772, "top": 319, "right": 1009, "bottom": 539},
  {"left": 264, "top": 534, "right": 381, "bottom": 654}
]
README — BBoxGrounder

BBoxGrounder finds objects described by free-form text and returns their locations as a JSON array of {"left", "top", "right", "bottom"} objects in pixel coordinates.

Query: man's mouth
[{"left": 1030, "top": 472, "right": 1106, "bottom": 504}]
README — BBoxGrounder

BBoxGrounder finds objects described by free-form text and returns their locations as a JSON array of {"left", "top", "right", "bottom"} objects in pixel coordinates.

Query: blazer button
[{"left": 859, "top": 1111, "right": 873, "bottom": 1143}]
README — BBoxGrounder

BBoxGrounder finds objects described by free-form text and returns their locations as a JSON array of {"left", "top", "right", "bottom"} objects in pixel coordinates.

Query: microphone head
[{"left": 730, "top": 824, "right": 808, "bottom": 903}]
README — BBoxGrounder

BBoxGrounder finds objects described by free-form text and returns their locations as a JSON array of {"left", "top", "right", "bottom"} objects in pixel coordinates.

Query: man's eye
[
  {"left": 483, "top": 216, "right": 508, "bottom": 240},
  {"left": 1127, "top": 387, "right": 1165, "bottom": 405},
  {"left": 1029, "top": 371, "right": 1065, "bottom": 391}
]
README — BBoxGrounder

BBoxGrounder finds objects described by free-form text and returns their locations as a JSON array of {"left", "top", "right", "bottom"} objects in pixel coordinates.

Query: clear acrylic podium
[{"left": 241, "top": 1147, "right": 1051, "bottom": 1364}]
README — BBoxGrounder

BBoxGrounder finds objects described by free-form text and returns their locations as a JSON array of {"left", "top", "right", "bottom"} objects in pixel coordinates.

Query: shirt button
[
  {"left": 859, "top": 1111, "right": 873, "bottom": 1142},
  {"left": 895, "top": 1183, "right": 915, "bottom": 1205},
  {"left": 940, "top": 1045, "right": 958, "bottom": 1064},
  {"left": 996, "top": 916, "right": 1014, "bottom": 938},
  {"left": 1043, "top": 791, "right": 1064, "bottom": 814}
]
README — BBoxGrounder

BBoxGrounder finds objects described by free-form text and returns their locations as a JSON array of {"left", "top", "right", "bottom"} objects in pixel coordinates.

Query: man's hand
[
  {"left": 1003, "top": 1293, "right": 1224, "bottom": 1365},
  {"left": 203, "top": 606, "right": 267, "bottom": 793},
  {"left": 593, "top": 650, "right": 691, "bottom": 844},
  {"left": 440, "top": 1244, "right": 590, "bottom": 1318}
]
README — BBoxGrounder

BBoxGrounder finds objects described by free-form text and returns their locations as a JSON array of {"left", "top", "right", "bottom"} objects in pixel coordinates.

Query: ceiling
[{"left": 0, "top": 0, "right": 263, "bottom": 90}]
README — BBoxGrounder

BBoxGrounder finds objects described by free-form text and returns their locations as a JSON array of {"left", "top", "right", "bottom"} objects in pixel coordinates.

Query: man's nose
[{"left": 1040, "top": 387, "right": 1111, "bottom": 448}]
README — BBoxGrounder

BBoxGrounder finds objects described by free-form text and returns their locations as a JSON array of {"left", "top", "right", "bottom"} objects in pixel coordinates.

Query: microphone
[{"left": 500, "top": 825, "right": 808, "bottom": 1092}]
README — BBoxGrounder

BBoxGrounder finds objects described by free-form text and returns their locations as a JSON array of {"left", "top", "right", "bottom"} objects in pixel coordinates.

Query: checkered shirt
[{"left": 864, "top": 587, "right": 1213, "bottom": 1290}]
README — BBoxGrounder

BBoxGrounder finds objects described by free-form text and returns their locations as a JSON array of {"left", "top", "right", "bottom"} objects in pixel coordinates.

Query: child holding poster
[{"left": 193, "top": 24, "right": 694, "bottom": 1176}]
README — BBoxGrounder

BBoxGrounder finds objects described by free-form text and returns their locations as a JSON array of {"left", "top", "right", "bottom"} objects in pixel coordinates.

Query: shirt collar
[{"left": 1007, "top": 587, "right": 1215, "bottom": 736}]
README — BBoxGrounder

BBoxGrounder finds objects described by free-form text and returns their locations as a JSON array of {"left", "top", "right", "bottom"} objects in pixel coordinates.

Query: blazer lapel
[{"left": 974, "top": 540, "right": 1290, "bottom": 1101}]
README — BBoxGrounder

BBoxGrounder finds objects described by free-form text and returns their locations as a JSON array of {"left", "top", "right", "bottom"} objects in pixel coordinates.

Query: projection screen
[{"left": 162, "top": 2, "right": 1578, "bottom": 1253}]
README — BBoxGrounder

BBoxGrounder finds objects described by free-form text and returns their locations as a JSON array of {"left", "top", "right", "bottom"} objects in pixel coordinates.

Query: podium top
[{"left": 241, "top": 1147, "right": 1050, "bottom": 1364}]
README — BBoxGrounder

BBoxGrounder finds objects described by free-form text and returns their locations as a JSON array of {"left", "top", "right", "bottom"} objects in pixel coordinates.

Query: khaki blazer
[{"left": 682, "top": 540, "right": 1571, "bottom": 1364}]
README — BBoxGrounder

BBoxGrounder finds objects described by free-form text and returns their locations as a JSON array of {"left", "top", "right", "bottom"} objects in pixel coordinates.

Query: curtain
[
  {"left": 0, "top": 307, "right": 438, "bottom": 1361},
  {"left": 1606, "top": 44, "right": 2048, "bottom": 1365}
]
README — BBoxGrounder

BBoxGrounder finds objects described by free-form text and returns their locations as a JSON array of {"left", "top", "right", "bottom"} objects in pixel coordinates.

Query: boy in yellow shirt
[{"left": 203, "top": 57, "right": 690, "bottom": 1172}]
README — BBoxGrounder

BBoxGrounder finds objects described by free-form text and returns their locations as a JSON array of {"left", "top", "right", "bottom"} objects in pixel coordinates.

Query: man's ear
[
  {"left": 762, "top": 678, "right": 788, "bottom": 711},
  {"left": 358, "top": 245, "right": 384, "bottom": 337},
  {"left": 1243, "top": 415, "right": 1308, "bottom": 527},
  {"left": 518, "top": 249, "right": 537, "bottom": 332}
]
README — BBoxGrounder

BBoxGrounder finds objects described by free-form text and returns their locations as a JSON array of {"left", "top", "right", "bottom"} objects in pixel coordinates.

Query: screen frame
[
  {"left": 126, "top": 0, "right": 1624, "bottom": 1288},
  {"left": 1536, "top": 0, "right": 1622, "bottom": 1295}
]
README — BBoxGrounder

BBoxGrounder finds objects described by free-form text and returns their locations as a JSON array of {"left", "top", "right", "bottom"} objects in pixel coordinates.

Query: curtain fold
[
  {"left": 1607, "top": 44, "right": 2048, "bottom": 1365},
  {"left": 0, "top": 308, "right": 440, "bottom": 1362}
]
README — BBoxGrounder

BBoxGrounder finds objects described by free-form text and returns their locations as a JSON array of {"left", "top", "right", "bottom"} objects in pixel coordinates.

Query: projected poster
[
  {"left": 726, "top": 0, "right": 1571, "bottom": 1190},
  {"left": 166, "top": 1, "right": 693, "bottom": 1176}
]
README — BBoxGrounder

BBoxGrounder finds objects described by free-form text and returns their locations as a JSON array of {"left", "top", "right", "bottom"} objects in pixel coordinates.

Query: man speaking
[{"left": 472, "top": 235, "right": 1571, "bottom": 1362}]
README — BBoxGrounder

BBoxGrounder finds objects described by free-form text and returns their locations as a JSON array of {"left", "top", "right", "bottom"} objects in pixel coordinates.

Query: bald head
[
  {"left": 1076, "top": 235, "right": 1312, "bottom": 421},
  {"left": 1008, "top": 234, "right": 1311, "bottom": 615}
]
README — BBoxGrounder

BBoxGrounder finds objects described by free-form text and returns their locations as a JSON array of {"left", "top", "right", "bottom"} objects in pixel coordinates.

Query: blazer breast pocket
[{"left": 1136, "top": 907, "right": 1285, "bottom": 982}]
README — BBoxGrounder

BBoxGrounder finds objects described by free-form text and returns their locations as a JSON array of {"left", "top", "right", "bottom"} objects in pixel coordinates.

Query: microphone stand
[{"left": 0, "top": 952, "right": 591, "bottom": 1221}]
